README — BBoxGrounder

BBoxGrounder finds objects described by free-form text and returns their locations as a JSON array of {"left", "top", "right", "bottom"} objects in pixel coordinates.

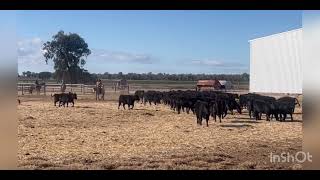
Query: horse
[
  {"left": 93, "top": 85, "right": 105, "bottom": 101},
  {"left": 35, "top": 84, "right": 41, "bottom": 95}
]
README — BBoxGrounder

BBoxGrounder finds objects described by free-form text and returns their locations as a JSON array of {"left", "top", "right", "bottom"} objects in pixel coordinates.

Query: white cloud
[
  {"left": 89, "top": 49, "right": 154, "bottom": 64},
  {"left": 17, "top": 37, "right": 46, "bottom": 66},
  {"left": 191, "top": 60, "right": 223, "bottom": 66},
  {"left": 189, "top": 59, "right": 245, "bottom": 68}
]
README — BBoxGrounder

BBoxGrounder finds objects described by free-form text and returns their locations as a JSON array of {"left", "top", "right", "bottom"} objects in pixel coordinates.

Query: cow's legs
[
  {"left": 254, "top": 111, "right": 259, "bottom": 121},
  {"left": 279, "top": 114, "right": 283, "bottom": 122},
  {"left": 118, "top": 102, "right": 121, "bottom": 109},
  {"left": 266, "top": 113, "right": 270, "bottom": 121},
  {"left": 283, "top": 114, "right": 287, "bottom": 121},
  {"left": 206, "top": 117, "right": 209, "bottom": 127},
  {"left": 177, "top": 105, "right": 181, "bottom": 114}
]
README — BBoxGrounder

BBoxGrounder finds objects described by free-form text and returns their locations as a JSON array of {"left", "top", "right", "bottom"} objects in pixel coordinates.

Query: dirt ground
[{"left": 17, "top": 95, "right": 303, "bottom": 170}]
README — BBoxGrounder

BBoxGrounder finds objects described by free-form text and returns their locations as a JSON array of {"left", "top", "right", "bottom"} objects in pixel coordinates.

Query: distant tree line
[
  {"left": 19, "top": 71, "right": 249, "bottom": 84},
  {"left": 19, "top": 70, "right": 96, "bottom": 84},
  {"left": 96, "top": 72, "right": 249, "bottom": 82}
]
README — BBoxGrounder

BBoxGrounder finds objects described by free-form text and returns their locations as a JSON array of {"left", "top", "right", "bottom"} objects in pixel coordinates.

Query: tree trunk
[{"left": 62, "top": 71, "right": 66, "bottom": 83}]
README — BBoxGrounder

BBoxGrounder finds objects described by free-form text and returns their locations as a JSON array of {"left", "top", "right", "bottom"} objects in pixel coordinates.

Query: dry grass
[{"left": 17, "top": 95, "right": 302, "bottom": 170}]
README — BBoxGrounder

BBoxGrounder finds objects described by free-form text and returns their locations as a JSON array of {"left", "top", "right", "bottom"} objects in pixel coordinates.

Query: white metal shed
[{"left": 249, "top": 28, "right": 302, "bottom": 94}]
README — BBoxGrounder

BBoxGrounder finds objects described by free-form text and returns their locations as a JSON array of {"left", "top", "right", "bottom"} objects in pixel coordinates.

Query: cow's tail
[{"left": 295, "top": 98, "right": 301, "bottom": 107}]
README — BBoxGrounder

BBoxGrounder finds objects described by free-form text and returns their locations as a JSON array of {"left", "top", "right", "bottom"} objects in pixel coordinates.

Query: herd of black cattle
[
  {"left": 119, "top": 90, "right": 301, "bottom": 126},
  {"left": 51, "top": 90, "right": 301, "bottom": 126}
]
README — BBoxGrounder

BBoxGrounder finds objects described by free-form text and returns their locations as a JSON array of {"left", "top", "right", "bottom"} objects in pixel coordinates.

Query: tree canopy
[{"left": 43, "top": 31, "right": 91, "bottom": 83}]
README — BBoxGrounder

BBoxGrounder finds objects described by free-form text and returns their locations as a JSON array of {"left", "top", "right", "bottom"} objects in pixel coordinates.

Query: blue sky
[{"left": 16, "top": 10, "right": 302, "bottom": 74}]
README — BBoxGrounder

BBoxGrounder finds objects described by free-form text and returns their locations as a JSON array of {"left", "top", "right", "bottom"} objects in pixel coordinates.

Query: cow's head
[
  {"left": 235, "top": 101, "right": 242, "bottom": 114},
  {"left": 134, "top": 95, "right": 140, "bottom": 101}
]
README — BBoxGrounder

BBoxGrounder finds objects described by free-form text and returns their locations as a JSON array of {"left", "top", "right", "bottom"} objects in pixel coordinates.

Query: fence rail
[
  {"left": 17, "top": 83, "right": 131, "bottom": 96},
  {"left": 17, "top": 81, "right": 249, "bottom": 96}
]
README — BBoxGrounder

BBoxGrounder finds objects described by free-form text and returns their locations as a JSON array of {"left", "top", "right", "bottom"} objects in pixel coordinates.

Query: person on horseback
[
  {"left": 61, "top": 80, "right": 66, "bottom": 93},
  {"left": 35, "top": 79, "right": 41, "bottom": 95},
  {"left": 95, "top": 79, "right": 103, "bottom": 100},
  {"left": 97, "top": 79, "right": 102, "bottom": 91}
]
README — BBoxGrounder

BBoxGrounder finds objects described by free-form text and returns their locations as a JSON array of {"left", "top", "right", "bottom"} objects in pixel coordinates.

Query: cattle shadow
[
  {"left": 142, "top": 112, "right": 155, "bottom": 116},
  {"left": 235, "top": 117, "right": 260, "bottom": 121},
  {"left": 133, "top": 108, "right": 160, "bottom": 112},
  {"left": 279, "top": 120, "right": 302, "bottom": 123},
  {"left": 231, "top": 120, "right": 261, "bottom": 124},
  {"left": 75, "top": 106, "right": 92, "bottom": 109},
  {"left": 220, "top": 124, "right": 253, "bottom": 128},
  {"left": 132, "top": 108, "right": 149, "bottom": 111}
]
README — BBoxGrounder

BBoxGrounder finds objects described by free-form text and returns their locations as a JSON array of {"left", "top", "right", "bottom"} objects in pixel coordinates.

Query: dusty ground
[{"left": 17, "top": 95, "right": 303, "bottom": 170}]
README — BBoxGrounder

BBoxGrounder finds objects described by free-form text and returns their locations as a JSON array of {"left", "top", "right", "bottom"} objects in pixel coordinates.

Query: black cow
[
  {"left": 246, "top": 94, "right": 276, "bottom": 119},
  {"left": 239, "top": 94, "right": 249, "bottom": 109},
  {"left": 277, "top": 96, "right": 300, "bottom": 106},
  {"left": 252, "top": 99, "right": 278, "bottom": 121},
  {"left": 225, "top": 98, "right": 242, "bottom": 115},
  {"left": 211, "top": 98, "right": 227, "bottom": 123},
  {"left": 134, "top": 90, "right": 145, "bottom": 104},
  {"left": 181, "top": 97, "right": 198, "bottom": 114},
  {"left": 194, "top": 100, "right": 210, "bottom": 127},
  {"left": 118, "top": 95, "right": 140, "bottom": 110},
  {"left": 143, "top": 91, "right": 159, "bottom": 106},
  {"left": 276, "top": 101, "right": 295, "bottom": 121},
  {"left": 52, "top": 93, "right": 62, "bottom": 106},
  {"left": 59, "top": 92, "right": 77, "bottom": 107}
]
